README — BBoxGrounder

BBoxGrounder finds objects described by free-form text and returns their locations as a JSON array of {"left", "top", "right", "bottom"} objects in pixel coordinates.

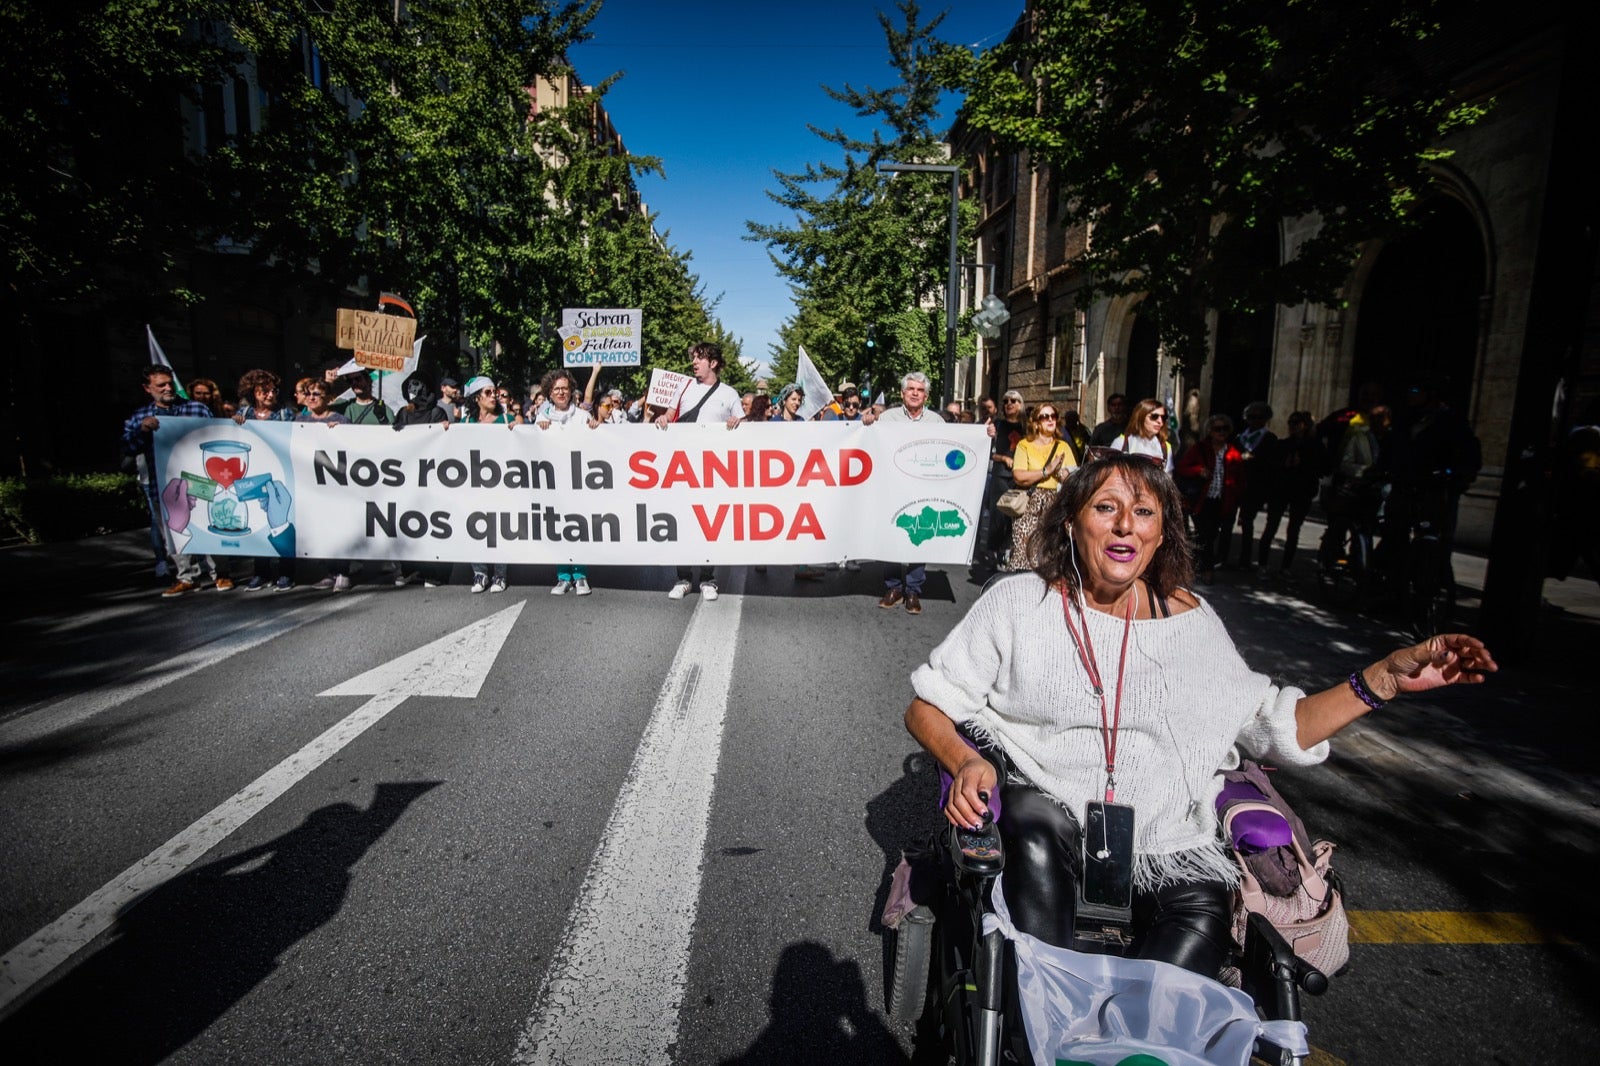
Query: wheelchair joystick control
[{"left": 952, "top": 809, "right": 1005, "bottom": 875}]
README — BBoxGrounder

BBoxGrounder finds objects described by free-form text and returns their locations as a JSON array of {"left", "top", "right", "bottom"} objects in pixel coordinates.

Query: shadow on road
[
  {"left": 0, "top": 780, "right": 440, "bottom": 1063},
  {"left": 718, "top": 940, "right": 907, "bottom": 1065}
]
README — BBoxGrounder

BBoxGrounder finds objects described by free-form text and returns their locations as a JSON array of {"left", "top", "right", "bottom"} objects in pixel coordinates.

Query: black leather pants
[{"left": 995, "top": 782, "right": 1234, "bottom": 978}]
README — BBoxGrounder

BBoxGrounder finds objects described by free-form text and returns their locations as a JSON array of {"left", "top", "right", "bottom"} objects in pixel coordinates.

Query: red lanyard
[{"left": 1060, "top": 583, "right": 1137, "bottom": 802}]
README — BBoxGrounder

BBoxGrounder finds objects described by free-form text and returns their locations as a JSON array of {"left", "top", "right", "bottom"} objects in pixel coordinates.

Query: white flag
[
  {"left": 795, "top": 345, "right": 833, "bottom": 421},
  {"left": 146, "top": 325, "right": 187, "bottom": 399}
]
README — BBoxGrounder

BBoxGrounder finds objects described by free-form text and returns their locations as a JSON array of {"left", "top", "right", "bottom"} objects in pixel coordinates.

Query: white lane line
[
  {"left": 514, "top": 586, "right": 745, "bottom": 1066},
  {"left": 0, "top": 595, "right": 362, "bottom": 748},
  {"left": 0, "top": 601, "right": 526, "bottom": 1019}
]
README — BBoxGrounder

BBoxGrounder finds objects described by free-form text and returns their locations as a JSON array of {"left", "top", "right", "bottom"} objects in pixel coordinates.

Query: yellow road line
[{"left": 1348, "top": 911, "right": 1565, "bottom": 944}]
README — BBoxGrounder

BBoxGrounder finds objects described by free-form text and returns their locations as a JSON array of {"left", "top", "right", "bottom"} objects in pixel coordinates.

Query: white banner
[{"left": 152, "top": 420, "right": 989, "bottom": 565}]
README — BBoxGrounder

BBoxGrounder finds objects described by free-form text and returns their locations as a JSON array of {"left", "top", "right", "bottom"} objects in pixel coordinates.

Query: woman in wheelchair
[{"left": 906, "top": 451, "right": 1496, "bottom": 980}]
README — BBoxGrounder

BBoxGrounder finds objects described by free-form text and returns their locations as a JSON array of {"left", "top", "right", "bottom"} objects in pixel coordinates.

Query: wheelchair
[{"left": 887, "top": 797, "right": 1328, "bottom": 1066}]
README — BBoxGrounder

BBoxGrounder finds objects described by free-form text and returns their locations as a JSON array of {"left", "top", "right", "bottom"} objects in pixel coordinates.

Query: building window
[
  {"left": 1052, "top": 310, "right": 1083, "bottom": 390},
  {"left": 1035, "top": 292, "right": 1050, "bottom": 370},
  {"left": 232, "top": 76, "right": 252, "bottom": 137}
]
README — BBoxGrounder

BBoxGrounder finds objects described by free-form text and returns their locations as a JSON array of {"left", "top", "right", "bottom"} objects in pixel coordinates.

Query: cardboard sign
[
  {"left": 647, "top": 369, "right": 693, "bottom": 412},
  {"left": 336, "top": 309, "right": 418, "bottom": 371},
  {"left": 561, "top": 308, "right": 643, "bottom": 367}
]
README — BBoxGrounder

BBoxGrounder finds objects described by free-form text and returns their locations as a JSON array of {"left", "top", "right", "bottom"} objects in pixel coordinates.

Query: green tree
[
  {"left": 0, "top": 1, "right": 233, "bottom": 326},
  {"left": 944, "top": 0, "right": 1487, "bottom": 372},
  {"left": 748, "top": 0, "right": 970, "bottom": 399}
]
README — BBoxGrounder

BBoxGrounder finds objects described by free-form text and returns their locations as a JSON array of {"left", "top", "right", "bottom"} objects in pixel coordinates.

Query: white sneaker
[
  {"left": 395, "top": 572, "right": 418, "bottom": 587},
  {"left": 700, "top": 581, "right": 719, "bottom": 601},
  {"left": 574, "top": 577, "right": 591, "bottom": 596},
  {"left": 490, "top": 578, "right": 506, "bottom": 594},
  {"left": 311, "top": 576, "right": 337, "bottom": 590},
  {"left": 668, "top": 580, "right": 692, "bottom": 600},
  {"left": 333, "top": 574, "right": 352, "bottom": 591},
  {"left": 471, "top": 578, "right": 487, "bottom": 594},
  {"left": 551, "top": 579, "right": 571, "bottom": 595}
]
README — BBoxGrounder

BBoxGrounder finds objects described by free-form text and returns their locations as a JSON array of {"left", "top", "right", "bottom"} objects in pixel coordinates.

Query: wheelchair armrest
[{"left": 1242, "top": 911, "right": 1328, "bottom": 1023}]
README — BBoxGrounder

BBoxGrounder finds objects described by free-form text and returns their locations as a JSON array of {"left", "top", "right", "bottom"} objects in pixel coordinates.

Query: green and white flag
[{"left": 146, "top": 325, "right": 187, "bottom": 400}]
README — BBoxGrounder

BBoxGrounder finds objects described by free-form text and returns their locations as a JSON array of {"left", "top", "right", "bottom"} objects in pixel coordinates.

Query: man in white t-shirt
[{"left": 657, "top": 342, "right": 743, "bottom": 600}]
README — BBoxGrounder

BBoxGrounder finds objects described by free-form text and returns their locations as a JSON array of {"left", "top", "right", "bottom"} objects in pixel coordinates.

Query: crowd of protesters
[{"left": 122, "top": 350, "right": 1490, "bottom": 610}]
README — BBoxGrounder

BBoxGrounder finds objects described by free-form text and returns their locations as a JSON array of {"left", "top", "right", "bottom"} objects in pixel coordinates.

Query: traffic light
[{"left": 865, "top": 324, "right": 877, "bottom": 349}]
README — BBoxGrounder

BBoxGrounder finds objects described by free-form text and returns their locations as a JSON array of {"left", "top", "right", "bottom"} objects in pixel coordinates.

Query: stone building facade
[{"left": 954, "top": 3, "right": 1594, "bottom": 549}]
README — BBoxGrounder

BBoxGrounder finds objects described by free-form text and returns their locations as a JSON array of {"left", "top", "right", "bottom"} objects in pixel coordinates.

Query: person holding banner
[
  {"left": 459, "top": 376, "right": 515, "bottom": 593},
  {"left": 123, "top": 367, "right": 217, "bottom": 595},
  {"left": 390, "top": 372, "right": 452, "bottom": 588},
  {"left": 866, "top": 371, "right": 938, "bottom": 614},
  {"left": 233, "top": 370, "right": 299, "bottom": 591},
  {"left": 774, "top": 383, "right": 807, "bottom": 423},
  {"left": 658, "top": 342, "right": 742, "bottom": 601},
  {"left": 533, "top": 370, "right": 599, "bottom": 596}
]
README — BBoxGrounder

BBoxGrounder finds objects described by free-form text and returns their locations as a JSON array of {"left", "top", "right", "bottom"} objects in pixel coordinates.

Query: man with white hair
[{"left": 863, "top": 371, "right": 994, "bottom": 613}]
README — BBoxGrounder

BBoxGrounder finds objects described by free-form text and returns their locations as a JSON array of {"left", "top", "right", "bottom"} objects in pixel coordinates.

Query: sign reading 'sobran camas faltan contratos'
[
  {"left": 335, "top": 308, "right": 418, "bottom": 372},
  {"left": 559, "top": 307, "right": 643, "bottom": 367},
  {"left": 150, "top": 421, "right": 987, "bottom": 566}
]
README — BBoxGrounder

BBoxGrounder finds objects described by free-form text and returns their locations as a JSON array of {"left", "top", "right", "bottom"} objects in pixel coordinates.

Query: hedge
[{"left": 0, "top": 473, "right": 148, "bottom": 544}]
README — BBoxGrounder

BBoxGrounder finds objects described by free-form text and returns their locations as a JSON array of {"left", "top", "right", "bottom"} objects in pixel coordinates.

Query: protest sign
[
  {"left": 152, "top": 421, "right": 988, "bottom": 566},
  {"left": 646, "top": 369, "right": 693, "bottom": 412},
  {"left": 561, "top": 308, "right": 643, "bottom": 367},
  {"left": 336, "top": 308, "right": 419, "bottom": 372}
]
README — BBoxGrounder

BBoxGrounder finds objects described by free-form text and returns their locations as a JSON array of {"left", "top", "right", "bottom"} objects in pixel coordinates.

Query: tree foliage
[
  {"left": 2, "top": 1, "right": 736, "bottom": 391},
  {"left": 943, "top": 0, "right": 1488, "bottom": 371},
  {"left": 747, "top": 0, "right": 970, "bottom": 398}
]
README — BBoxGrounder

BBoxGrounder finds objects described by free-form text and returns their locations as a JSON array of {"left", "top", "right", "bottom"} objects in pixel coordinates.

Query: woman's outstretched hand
[{"left": 1370, "top": 633, "right": 1498, "bottom": 700}]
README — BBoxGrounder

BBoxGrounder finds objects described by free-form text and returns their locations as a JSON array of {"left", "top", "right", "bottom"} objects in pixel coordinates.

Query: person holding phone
[{"left": 904, "top": 451, "right": 1495, "bottom": 977}]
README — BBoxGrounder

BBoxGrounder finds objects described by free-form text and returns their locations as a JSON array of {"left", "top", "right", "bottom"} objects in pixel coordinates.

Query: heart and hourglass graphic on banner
[{"left": 161, "top": 432, "right": 296, "bottom": 555}]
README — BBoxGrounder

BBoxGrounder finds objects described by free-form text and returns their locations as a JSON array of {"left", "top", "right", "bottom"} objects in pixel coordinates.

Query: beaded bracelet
[{"left": 1347, "top": 669, "right": 1387, "bottom": 711}]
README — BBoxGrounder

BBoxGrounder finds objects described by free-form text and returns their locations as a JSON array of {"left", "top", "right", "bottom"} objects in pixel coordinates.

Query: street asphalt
[{"left": 0, "top": 522, "right": 1595, "bottom": 1064}]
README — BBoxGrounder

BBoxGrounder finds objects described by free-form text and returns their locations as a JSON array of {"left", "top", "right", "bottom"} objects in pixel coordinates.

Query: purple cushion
[{"left": 1228, "top": 808, "right": 1294, "bottom": 853}]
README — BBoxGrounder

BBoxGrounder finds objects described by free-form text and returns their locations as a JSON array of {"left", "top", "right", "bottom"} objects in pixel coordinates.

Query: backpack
[{"left": 1216, "top": 760, "right": 1350, "bottom": 977}]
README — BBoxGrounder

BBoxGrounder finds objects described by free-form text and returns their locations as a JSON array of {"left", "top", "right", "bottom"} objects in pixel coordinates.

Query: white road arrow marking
[
  {"left": 0, "top": 595, "right": 362, "bottom": 748},
  {"left": 514, "top": 586, "right": 743, "bottom": 1066},
  {"left": 0, "top": 601, "right": 525, "bottom": 1019}
]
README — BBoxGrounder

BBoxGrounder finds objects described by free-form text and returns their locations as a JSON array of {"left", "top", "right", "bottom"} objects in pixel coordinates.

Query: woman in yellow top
[{"left": 1005, "top": 404, "right": 1075, "bottom": 570}]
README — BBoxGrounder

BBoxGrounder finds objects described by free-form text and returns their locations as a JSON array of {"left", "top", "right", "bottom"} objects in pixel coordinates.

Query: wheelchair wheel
[{"left": 887, "top": 905, "right": 935, "bottom": 1023}]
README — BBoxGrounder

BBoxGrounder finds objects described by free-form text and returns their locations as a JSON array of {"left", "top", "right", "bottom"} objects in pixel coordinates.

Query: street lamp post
[{"left": 878, "top": 161, "right": 960, "bottom": 407}]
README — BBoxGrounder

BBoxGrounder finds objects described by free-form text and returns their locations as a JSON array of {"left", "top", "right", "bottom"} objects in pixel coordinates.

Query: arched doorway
[
  {"left": 1125, "top": 314, "right": 1159, "bottom": 404},
  {"left": 1208, "top": 223, "right": 1280, "bottom": 423},
  {"left": 1350, "top": 197, "right": 1485, "bottom": 411}
]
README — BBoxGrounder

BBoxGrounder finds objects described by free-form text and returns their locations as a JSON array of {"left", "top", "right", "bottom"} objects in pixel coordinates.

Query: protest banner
[
  {"left": 152, "top": 420, "right": 988, "bottom": 566},
  {"left": 646, "top": 369, "right": 693, "bottom": 413},
  {"left": 561, "top": 308, "right": 643, "bottom": 367},
  {"left": 336, "top": 308, "right": 418, "bottom": 372}
]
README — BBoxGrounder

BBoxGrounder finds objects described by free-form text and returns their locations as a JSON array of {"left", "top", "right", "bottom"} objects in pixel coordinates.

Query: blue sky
[{"left": 569, "top": 0, "right": 1019, "bottom": 373}]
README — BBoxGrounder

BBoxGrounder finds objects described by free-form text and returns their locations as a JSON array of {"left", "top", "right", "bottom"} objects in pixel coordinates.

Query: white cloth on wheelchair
[{"left": 985, "top": 873, "right": 1310, "bottom": 1066}]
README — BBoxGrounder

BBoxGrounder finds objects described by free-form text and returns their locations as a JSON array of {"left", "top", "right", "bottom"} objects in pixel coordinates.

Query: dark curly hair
[
  {"left": 1031, "top": 452, "right": 1194, "bottom": 600},
  {"left": 236, "top": 369, "right": 282, "bottom": 410}
]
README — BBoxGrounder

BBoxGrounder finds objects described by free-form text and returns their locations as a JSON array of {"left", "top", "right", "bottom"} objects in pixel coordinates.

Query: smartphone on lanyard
[{"left": 1080, "top": 800, "right": 1136, "bottom": 913}]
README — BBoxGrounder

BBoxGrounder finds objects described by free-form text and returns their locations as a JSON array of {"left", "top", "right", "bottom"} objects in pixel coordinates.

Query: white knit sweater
[{"left": 911, "top": 573, "right": 1329, "bottom": 889}]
